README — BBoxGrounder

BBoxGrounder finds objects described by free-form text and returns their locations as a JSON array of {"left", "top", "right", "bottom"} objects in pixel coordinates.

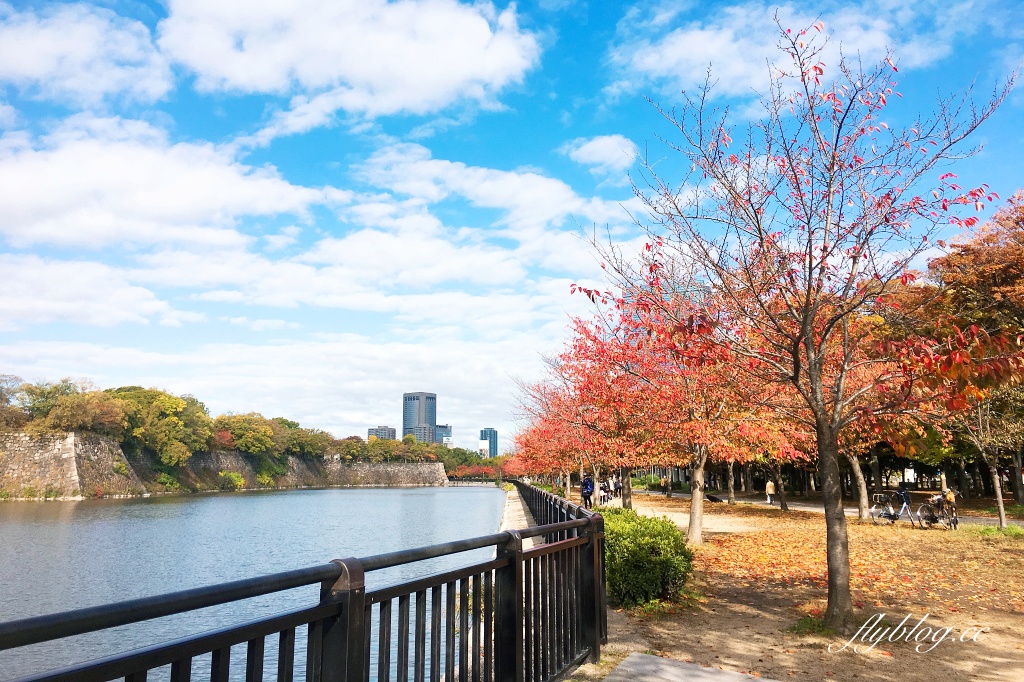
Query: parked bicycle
[
  {"left": 917, "top": 488, "right": 960, "bottom": 530},
  {"left": 870, "top": 489, "right": 917, "bottom": 527}
]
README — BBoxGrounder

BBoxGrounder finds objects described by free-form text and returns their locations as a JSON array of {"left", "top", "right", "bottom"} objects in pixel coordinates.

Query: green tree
[
  {"left": 27, "top": 391, "right": 130, "bottom": 438},
  {"left": 0, "top": 374, "right": 27, "bottom": 429},
  {"left": 17, "top": 378, "right": 82, "bottom": 419},
  {"left": 110, "top": 387, "right": 214, "bottom": 466},
  {"left": 212, "top": 413, "right": 277, "bottom": 456}
]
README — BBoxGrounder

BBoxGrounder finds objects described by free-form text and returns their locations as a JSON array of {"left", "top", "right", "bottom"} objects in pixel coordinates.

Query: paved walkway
[
  {"left": 497, "top": 486, "right": 541, "bottom": 548},
  {"left": 604, "top": 653, "right": 780, "bottom": 682},
  {"left": 630, "top": 489, "right": 1024, "bottom": 527}
]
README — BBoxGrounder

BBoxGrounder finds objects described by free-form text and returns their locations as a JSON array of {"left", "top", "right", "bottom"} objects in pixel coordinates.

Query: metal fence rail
[
  {"left": 0, "top": 484, "right": 604, "bottom": 682},
  {"left": 511, "top": 483, "right": 606, "bottom": 648}
]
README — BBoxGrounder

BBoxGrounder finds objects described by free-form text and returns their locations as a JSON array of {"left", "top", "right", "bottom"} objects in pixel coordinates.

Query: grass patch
[
  {"left": 960, "top": 523, "right": 1024, "bottom": 539},
  {"left": 979, "top": 503, "right": 1024, "bottom": 518},
  {"left": 788, "top": 616, "right": 835, "bottom": 637}
]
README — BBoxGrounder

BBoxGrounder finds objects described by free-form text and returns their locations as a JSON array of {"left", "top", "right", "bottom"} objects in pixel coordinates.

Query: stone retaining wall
[
  {"left": 0, "top": 432, "right": 146, "bottom": 499},
  {"left": 0, "top": 432, "right": 448, "bottom": 498}
]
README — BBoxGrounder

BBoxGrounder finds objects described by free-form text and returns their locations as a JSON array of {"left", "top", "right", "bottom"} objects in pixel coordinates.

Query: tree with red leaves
[{"left": 610, "top": 20, "right": 1013, "bottom": 629}]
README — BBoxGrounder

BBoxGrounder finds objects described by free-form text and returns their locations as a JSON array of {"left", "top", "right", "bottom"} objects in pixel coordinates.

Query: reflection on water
[{"left": 0, "top": 486, "right": 505, "bottom": 680}]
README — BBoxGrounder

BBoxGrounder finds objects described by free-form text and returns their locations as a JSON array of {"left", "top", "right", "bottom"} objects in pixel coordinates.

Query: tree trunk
[
  {"left": 817, "top": 420, "right": 854, "bottom": 631},
  {"left": 619, "top": 466, "right": 633, "bottom": 510},
  {"left": 727, "top": 460, "right": 736, "bottom": 505},
  {"left": 1011, "top": 446, "right": 1024, "bottom": 506},
  {"left": 564, "top": 470, "right": 572, "bottom": 500},
  {"left": 769, "top": 461, "right": 789, "bottom": 511},
  {"left": 687, "top": 450, "right": 708, "bottom": 545},
  {"left": 845, "top": 451, "right": 871, "bottom": 520},
  {"left": 983, "top": 452, "right": 1008, "bottom": 529},
  {"left": 809, "top": 467, "right": 816, "bottom": 492},
  {"left": 957, "top": 459, "right": 971, "bottom": 500},
  {"left": 870, "top": 452, "right": 883, "bottom": 496}
]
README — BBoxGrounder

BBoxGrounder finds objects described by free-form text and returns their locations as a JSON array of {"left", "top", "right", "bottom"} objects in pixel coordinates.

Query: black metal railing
[
  {"left": 510, "top": 482, "right": 607, "bottom": 648},
  {"left": 0, "top": 484, "right": 604, "bottom": 682}
]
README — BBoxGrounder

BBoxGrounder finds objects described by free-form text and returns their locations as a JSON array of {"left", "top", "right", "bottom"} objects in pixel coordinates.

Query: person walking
[
  {"left": 581, "top": 475, "right": 594, "bottom": 509},
  {"left": 661, "top": 475, "right": 669, "bottom": 496},
  {"left": 766, "top": 479, "right": 776, "bottom": 505}
]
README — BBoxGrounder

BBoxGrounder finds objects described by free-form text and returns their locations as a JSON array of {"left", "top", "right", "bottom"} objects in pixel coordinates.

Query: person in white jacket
[{"left": 766, "top": 479, "right": 776, "bottom": 505}]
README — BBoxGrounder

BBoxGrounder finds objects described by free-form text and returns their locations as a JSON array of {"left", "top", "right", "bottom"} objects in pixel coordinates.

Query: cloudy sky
[{"left": 1, "top": 0, "right": 1022, "bottom": 451}]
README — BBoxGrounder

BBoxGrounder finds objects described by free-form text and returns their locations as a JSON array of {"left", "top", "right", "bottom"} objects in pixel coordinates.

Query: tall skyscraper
[
  {"left": 403, "top": 392, "right": 437, "bottom": 439},
  {"left": 480, "top": 428, "right": 498, "bottom": 458},
  {"left": 368, "top": 426, "right": 396, "bottom": 440}
]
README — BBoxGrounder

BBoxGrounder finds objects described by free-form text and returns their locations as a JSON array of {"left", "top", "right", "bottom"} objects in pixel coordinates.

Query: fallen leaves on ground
[
  {"left": 694, "top": 514, "right": 1024, "bottom": 614},
  {"left": 637, "top": 497, "right": 1024, "bottom": 615}
]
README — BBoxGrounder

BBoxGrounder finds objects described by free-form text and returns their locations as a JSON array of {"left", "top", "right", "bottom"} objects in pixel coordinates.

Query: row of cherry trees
[{"left": 510, "top": 22, "right": 1023, "bottom": 631}]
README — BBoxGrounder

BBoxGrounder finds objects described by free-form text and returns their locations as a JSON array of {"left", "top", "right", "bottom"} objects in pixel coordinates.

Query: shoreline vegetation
[{"left": 0, "top": 376, "right": 504, "bottom": 500}]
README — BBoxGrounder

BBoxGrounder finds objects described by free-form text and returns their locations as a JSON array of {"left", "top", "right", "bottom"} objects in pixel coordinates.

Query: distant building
[
  {"left": 442, "top": 436, "right": 453, "bottom": 448},
  {"left": 480, "top": 428, "right": 498, "bottom": 458},
  {"left": 411, "top": 424, "right": 435, "bottom": 444},
  {"left": 403, "top": 392, "right": 437, "bottom": 438},
  {"left": 434, "top": 424, "right": 452, "bottom": 444},
  {"left": 367, "top": 426, "right": 396, "bottom": 440}
]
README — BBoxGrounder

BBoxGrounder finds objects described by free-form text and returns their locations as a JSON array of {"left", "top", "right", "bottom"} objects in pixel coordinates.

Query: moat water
[{"left": 0, "top": 486, "right": 506, "bottom": 681}]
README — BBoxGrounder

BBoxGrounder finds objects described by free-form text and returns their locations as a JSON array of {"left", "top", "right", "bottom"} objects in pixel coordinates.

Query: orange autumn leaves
[{"left": 695, "top": 517, "right": 1024, "bottom": 615}]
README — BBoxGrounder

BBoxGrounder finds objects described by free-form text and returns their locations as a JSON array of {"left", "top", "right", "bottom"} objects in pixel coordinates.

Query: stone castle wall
[
  {"left": 0, "top": 432, "right": 146, "bottom": 499},
  {"left": 0, "top": 432, "right": 447, "bottom": 498}
]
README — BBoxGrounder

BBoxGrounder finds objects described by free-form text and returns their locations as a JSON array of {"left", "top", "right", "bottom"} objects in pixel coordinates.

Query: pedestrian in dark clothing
[{"left": 581, "top": 476, "right": 594, "bottom": 509}]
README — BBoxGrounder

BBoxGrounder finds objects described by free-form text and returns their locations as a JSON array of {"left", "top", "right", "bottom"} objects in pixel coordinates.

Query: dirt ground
[{"left": 570, "top": 496, "right": 1024, "bottom": 682}]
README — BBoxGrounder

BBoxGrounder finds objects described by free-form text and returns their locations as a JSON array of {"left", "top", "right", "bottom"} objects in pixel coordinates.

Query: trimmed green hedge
[{"left": 601, "top": 507, "right": 693, "bottom": 607}]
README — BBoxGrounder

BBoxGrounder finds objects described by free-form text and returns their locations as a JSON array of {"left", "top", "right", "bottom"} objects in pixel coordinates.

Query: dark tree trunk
[
  {"left": 817, "top": 420, "right": 854, "bottom": 631},
  {"left": 957, "top": 459, "right": 971, "bottom": 500},
  {"left": 769, "top": 461, "right": 789, "bottom": 512},
  {"left": 845, "top": 452, "right": 871, "bottom": 520},
  {"left": 870, "top": 452, "right": 883, "bottom": 496},
  {"left": 727, "top": 460, "right": 736, "bottom": 505},
  {"left": 1012, "top": 446, "right": 1024, "bottom": 506},
  {"left": 619, "top": 466, "right": 633, "bottom": 510},
  {"left": 983, "top": 452, "right": 1008, "bottom": 529},
  {"left": 971, "top": 460, "right": 985, "bottom": 496}
]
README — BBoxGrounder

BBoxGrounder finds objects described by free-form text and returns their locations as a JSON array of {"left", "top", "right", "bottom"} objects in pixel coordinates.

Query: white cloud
[
  {"left": 159, "top": 0, "right": 541, "bottom": 140},
  {"left": 608, "top": 0, "right": 985, "bottom": 100},
  {"left": 560, "top": 134, "right": 638, "bottom": 175},
  {"left": 0, "top": 115, "right": 339, "bottom": 248},
  {"left": 0, "top": 4, "right": 170, "bottom": 105},
  {"left": 361, "top": 142, "right": 636, "bottom": 232},
  {"left": 0, "top": 255, "right": 200, "bottom": 330},
  {"left": 0, "top": 103, "right": 16, "bottom": 128},
  {"left": 225, "top": 317, "right": 300, "bottom": 331}
]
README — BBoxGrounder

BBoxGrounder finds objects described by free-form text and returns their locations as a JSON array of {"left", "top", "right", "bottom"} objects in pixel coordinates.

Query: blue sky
[{"left": 1, "top": 0, "right": 1022, "bottom": 451}]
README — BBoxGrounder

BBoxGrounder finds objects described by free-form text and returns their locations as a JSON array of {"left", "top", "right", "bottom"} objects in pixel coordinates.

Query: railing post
[
  {"left": 494, "top": 530, "right": 524, "bottom": 682},
  {"left": 319, "top": 558, "right": 366, "bottom": 682},
  {"left": 579, "top": 514, "right": 603, "bottom": 663}
]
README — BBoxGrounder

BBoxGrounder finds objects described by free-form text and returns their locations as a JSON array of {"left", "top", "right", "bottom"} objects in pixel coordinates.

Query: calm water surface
[{"left": 0, "top": 486, "right": 506, "bottom": 680}]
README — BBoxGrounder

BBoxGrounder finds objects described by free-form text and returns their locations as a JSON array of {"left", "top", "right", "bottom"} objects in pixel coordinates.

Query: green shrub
[
  {"left": 112, "top": 460, "right": 130, "bottom": 476},
  {"left": 256, "top": 473, "right": 275, "bottom": 487},
  {"left": 602, "top": 508, "right": 693, "bottom": 607},
  {"left": 155, "top": 472, "right": 180, "bottom": 490},
  {"left": 218, "top": 471, "right": 245, "bottom": 491}
]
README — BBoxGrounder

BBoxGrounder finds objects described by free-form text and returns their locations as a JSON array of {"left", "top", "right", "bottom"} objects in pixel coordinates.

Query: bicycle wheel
[
  {"left": 917, "top": 503, "right": 936, "bottom": 529},
  {"left": 869, "top": 504, "right": 884, "bottom": 525}
]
